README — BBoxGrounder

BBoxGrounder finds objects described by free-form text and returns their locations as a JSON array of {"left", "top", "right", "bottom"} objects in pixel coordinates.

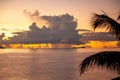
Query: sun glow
[
  {"left": 2, "top": 43, "right": 76, "bottom": 49},
  {"left": 1, "top": 41, "right": 118, "bottom": 49},
  {"left": 6, "top": 43, "right": 52, "bottom": 48},
  {"left": 85, "top": 41, "right": 118, "bottom": 48}
]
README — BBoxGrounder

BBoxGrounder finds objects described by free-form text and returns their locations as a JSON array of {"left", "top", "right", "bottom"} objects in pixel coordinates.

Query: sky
[
  {"left": 0, "top": 0, "right": 120, "bottom": 48},
  {"left": 0, "top": 0, "right": 119, "bottom": 30}
]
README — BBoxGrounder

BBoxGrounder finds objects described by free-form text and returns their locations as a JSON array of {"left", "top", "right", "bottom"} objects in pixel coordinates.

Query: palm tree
[
  {"left": 91, "top": 11, "right": 120, "bottom": 39},
  {"left": 79, "top": 12, "right": 120, "bottom": 80},
  {"left": 80, "top": 51, "right": 120, "bottom": 74}
]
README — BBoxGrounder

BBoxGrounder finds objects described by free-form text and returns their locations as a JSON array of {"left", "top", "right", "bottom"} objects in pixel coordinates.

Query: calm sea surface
[{"left": 0, "top": 48, "right": 120, "bottom": 80}]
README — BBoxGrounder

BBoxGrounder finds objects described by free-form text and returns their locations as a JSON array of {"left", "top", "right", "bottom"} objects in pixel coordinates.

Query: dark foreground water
[{"left": 0, "top": 48, "right": 120, "bottom": 80}]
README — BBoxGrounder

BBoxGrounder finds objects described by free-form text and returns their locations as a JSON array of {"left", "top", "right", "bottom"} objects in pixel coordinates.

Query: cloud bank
[
  {"left": 0, "top": 10, "right": 118, "bottom": 45},
  {"left": 81, "top": 32, "right": 117, "bottom": 41},
  {"left": 2, "top": 11, "right": 82, "bottom": 44}
]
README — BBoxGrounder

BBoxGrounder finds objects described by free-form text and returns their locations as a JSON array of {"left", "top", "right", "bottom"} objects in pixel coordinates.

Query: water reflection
[
  {"left": 0, "top": 49, "right": 79, "bottom": 80},
  {"left": 0, "top": 49, "right": 119, "bottom": 80}
]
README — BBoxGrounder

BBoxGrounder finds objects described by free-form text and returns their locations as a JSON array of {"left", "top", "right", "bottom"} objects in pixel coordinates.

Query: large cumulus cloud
[
  {"left": 24, "top": 10, "right": 77, "bottom": 30},
  {"left": 5, "top": 11, "right": 82, "bottom": 44},
  {"left": 3, "top": 10, "right": 118, "bottom": 45}
]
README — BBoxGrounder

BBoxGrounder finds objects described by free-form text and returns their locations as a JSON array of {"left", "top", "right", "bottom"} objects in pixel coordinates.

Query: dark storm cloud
[
  {"left": 81, "top": 32, "right": 117, "bottom": 41},
  {"left": 7, "top": 31, "right": 26, "bottom": 43},
  {"left": 24, "top": 10, "right": 77, "bottom": 30},
  {"left": 26, "top": 23, "right": 51, "bottom": 41},
  {"left": 5, "top": 10, "right": 118, "bottom": 44},
  {"left": 41, "top": 13, "right": 77, "bottom": 30},
  {"left": 6, "top": 11, "right": 82, "bottom": 44},
  {"left": 7, "top": 22, "right": 81, "bottom": 44}
]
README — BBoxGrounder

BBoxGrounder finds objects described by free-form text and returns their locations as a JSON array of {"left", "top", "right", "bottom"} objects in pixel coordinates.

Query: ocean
[{"left": 0, "top": 48, "right": 119, "bottom": 80}]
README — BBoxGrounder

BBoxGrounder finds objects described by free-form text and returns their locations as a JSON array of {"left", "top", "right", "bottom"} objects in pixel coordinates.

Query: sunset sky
[
  {"left": 0, "top": 0, "right": 119, "bottom": 30},
  {"left": 0, "top": 0, "right": 120, "bottom": 48}
]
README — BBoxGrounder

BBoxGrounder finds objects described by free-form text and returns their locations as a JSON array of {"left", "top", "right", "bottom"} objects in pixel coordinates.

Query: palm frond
[
  {"left": 79, "top": 51, "right": 120, "bottom": 75},
  {"left": 92, "top": 13, "right": 120, "bottom": 40},
  {"left": 112, "top": 76, "right": 120, "bottom": 80}
]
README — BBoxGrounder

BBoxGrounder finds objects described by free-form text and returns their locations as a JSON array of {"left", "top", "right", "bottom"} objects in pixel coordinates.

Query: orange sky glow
[
  {"left": 1, "top": 41, "right": 118, "bottom": 49},
  {"left": 0, "top": 0, "right": 120, "bottom": 48},
  {"left": 0, "top": 0, "right": 119, "bottom": 31}
]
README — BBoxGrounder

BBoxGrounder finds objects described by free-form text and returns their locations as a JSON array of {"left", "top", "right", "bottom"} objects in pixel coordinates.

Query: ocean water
[{"left": 0, "top": 48, "right": 120, "bottom": 80}]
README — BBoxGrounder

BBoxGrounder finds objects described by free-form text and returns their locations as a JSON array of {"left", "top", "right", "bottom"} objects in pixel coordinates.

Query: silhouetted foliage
[
  {"left": 79, "top": 12, "right": 120, "bottom": 79},
  {"left": 80, "top": 51, "right": 120, "bottom": 75},
  {"left": 92, "top": 12, "right": 120, "bottom": 40},
  {"left": 111, "top": 76, "right": 120, "bottom": 80}
]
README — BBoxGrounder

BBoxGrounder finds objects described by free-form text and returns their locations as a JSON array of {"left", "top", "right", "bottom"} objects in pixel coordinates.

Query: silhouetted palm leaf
[
  {"left": 80, "top": 51, "right": 120, "bottom": 75},
  {"left": 92, "top": 13, "right": 120, "bottom": 40},
  {"left": 112, "top": 76, "right": 120, "bottom": 80},
  {"left": 79, "top": 12, "right": 120, "bottom": 79}
]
